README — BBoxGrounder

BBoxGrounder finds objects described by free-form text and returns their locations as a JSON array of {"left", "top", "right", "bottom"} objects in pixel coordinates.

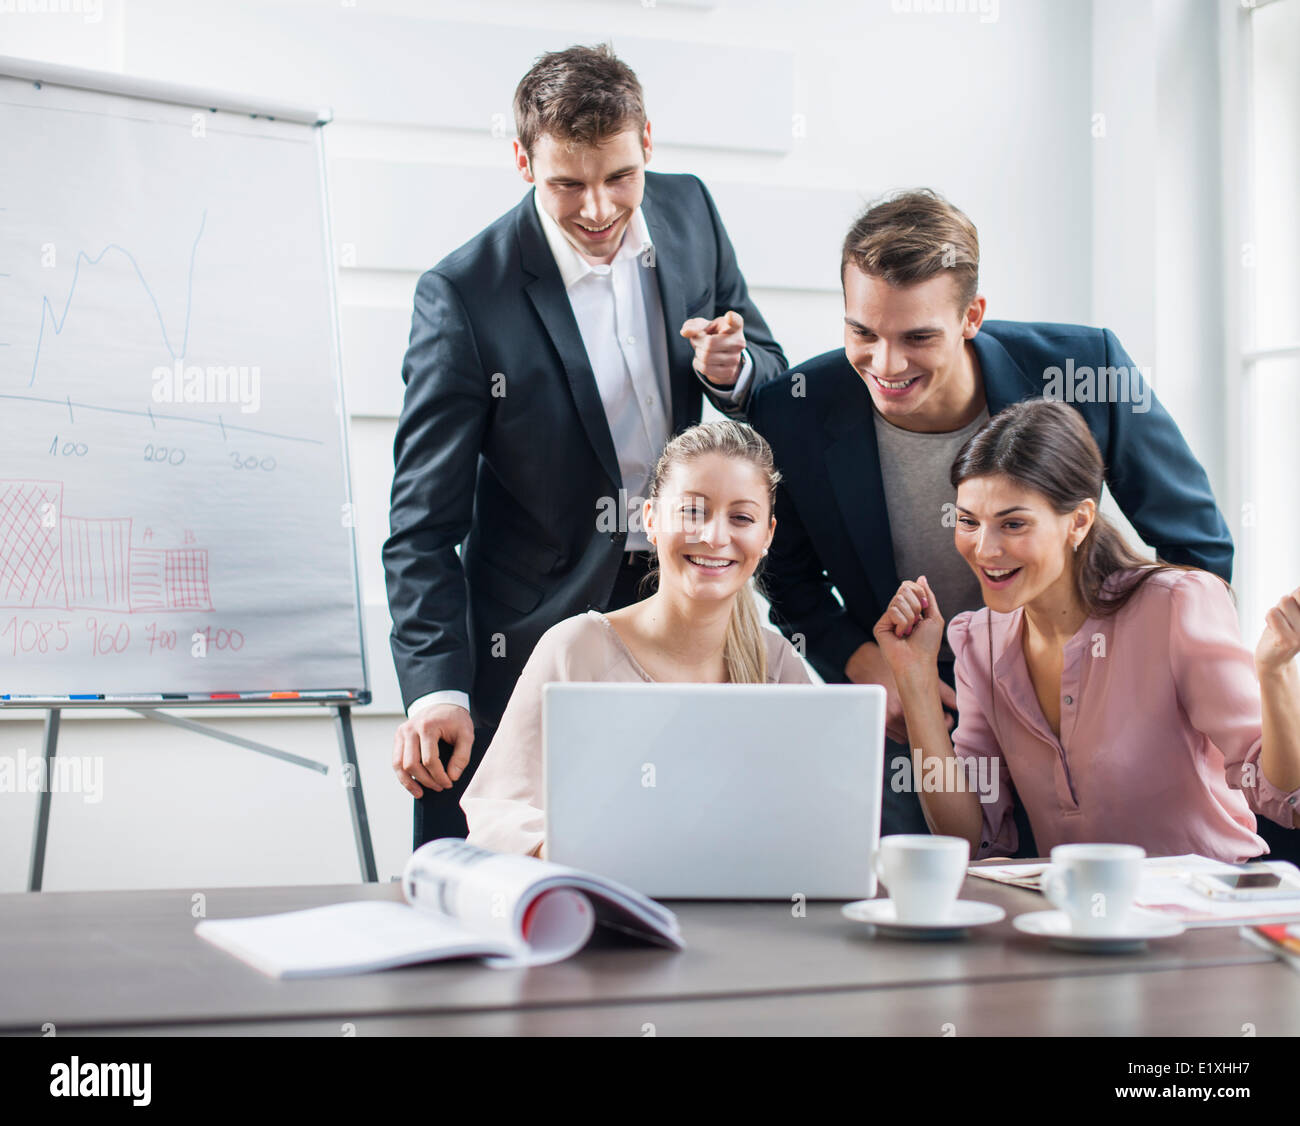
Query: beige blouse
[{"left": 461, "top": 610, "right": 814, "bottom": 856}]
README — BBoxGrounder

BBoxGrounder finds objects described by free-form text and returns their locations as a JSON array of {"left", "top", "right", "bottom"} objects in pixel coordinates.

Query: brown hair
[
  {"left": 643, "top": 421, "right": 781, "bottom": 684},
  {"left": 841, "top": 188, "right": 980, "bottom": 311},
  {"left": 513, "top": 44, "right": 646, "bottom": 159},
  {"left": 950, "top": 399, "right": 1215, "bottom": 618}
]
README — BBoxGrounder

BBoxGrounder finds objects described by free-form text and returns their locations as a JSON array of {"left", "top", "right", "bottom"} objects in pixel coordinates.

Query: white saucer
[
  {"left": 1012, "top": 909, "right": 1185, "bottom": 953},
  {"left": 841, "top": 898, "right": 1006, "bottom": 939}
]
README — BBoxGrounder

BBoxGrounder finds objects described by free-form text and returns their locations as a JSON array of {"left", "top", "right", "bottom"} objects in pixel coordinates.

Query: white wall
[
  {"left": 1087, "top": 0, "right": 1233, "bottom": 560},
  {"left": 0, "top": 0, "right": 1221, "bottom": 891}
]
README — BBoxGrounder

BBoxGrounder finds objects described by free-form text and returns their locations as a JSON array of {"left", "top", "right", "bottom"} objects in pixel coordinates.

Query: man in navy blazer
[
  {"left": 750, "top": 189, "right": 1234, "bottom": 848},
  {"left": 384, "top": 45, "right": 786, "bottom": 846}
]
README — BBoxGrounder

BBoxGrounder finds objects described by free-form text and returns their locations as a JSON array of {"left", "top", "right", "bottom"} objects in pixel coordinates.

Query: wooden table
[{"left": 2, "top": 865, "right": 1296, "bottom": 1036}]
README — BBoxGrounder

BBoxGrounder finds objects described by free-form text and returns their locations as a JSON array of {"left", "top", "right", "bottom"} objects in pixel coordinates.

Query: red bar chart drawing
[
  {"left": 0, "top": 480, "right": 64, "bottom": 607},
  {"left": 130, "top": 547, "right": 212, "bottom": 611},
  {"left": 61, "top": 514, "right": 131, "bottom": 610},
  {"left": 0, "top": 479, "right": 212, "bottom": 611}
]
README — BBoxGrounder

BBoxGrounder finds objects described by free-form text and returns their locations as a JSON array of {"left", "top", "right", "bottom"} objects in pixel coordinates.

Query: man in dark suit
[
  {"left": 384, "top": 45, "right": 786, "bottom": 847},
  {"left": 750, "top": 189, "right": 1235, "bottom": 850}
]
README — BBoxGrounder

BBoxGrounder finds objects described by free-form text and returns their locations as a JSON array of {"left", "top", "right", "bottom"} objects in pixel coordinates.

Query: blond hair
[{"left": 643, "top": 421, "right": 782, "bottom": 684}]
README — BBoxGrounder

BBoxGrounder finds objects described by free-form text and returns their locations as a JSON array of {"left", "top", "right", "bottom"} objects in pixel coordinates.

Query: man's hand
[
  {"left": 392, "top": 703, "right": 475, "bottom": 798},
  {"left": 680, "top": 310, "right": 746, "bottom": 387}
]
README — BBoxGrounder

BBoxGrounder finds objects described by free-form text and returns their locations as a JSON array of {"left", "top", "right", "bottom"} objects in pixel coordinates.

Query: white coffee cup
[
  {"left": 873, "top": 834, "right": 970, "bottom": 924},
  {"left": 1040, "top": 843, "right": 1145, "bottom": 934}
]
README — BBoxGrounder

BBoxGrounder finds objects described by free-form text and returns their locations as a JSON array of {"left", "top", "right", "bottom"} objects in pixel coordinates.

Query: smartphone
[{"left": 1190, "top": 863, "right": 1300, "bottom": 901}]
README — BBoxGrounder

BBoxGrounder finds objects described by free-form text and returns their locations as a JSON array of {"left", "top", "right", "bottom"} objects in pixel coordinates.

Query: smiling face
[
  {"left": 954, "top": 473, "right": 1095, "bottom": 614},
  {"left": 843, "top": 266, "right": 986, "bottom": 433},
  {"left": 644, "top": 453, "right": 775, "bottom": 603},
  {"left": 516, "top": 124, "right": 651, "bottom": 266}
]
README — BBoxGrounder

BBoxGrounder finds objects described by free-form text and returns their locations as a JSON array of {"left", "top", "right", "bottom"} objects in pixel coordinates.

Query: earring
[
  {"left": 1072, "top": 541, "right": 1079, "bottom": 553},
  {"left": 762, "top": 548, "right": 769, "bottom": 556}
]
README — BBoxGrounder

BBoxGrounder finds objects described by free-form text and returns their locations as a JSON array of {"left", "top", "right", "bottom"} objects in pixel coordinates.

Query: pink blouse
[
  {"left": 947, "top": 568, "right": 1299, "bottom": 864},
  {"left": 462, "top": 610, "right": 814, "bottom": 856}
]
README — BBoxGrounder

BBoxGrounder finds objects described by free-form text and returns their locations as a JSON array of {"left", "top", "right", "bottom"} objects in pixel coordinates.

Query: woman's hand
[
  {"left": 871, "top": 577, "right": 979, "bottom": 845},
  {"left": 873, "top": 575, "right": 945, "bottom": 685},
  {"left": 1254, "top": 584, "right": 1300, "bottom": 811},
  {"left": 1256, "top": 584, "right": 1300, "bottom": 676}
]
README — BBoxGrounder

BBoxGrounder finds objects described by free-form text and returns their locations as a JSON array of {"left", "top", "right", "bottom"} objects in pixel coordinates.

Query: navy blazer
[
  {"left": 749, "top": 320, "right": 1234, "bottom": 686},
  {"left": 383, "top": 171, "right": 786, "bottom": 727}
]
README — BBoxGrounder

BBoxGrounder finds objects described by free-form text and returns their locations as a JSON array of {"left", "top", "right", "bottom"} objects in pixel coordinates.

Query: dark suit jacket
[
  {"left": 383, "top": 171, "right": 786, "bottom": 728},
  {"left": 749, "top": 320, "right": 1234, "bottom": 686}
]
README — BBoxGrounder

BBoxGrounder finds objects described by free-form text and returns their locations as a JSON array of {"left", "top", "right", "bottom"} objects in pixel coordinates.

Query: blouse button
[
  {"left": 1063, "top": 695, "right": 1074, "bottom": 706},
  {"left": 1289, "top": 797, "right": 1296, "bottom": 806},
  {"left": 981, "top": 840, "right": 989, "bottom": 848}
]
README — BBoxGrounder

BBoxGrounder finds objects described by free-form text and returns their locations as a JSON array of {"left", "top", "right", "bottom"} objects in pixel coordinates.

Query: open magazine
[
  {"left": 970, "top": 854, "right": 1300, "bottom": 928},
  {"left": 195, "top": 840, "right": 684, "bottom": 978}
]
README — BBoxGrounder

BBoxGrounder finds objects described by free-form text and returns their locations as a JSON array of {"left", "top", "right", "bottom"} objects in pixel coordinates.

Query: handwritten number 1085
[{"left": 0, "top": 617, "right": 70, "bottom": 654}]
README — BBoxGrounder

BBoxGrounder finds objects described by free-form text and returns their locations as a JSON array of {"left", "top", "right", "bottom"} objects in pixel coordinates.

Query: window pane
[
  {"left": 1242, "top": 355, "right": 1300, "bottom": 637},
  {"left": 1250, "top": 0, "right": 1300, "bottom": 348}
]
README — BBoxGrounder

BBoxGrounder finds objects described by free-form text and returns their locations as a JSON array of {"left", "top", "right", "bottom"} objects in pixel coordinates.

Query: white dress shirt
[{"left": 407, "top": 192, "right": 754, "bottom": 720}]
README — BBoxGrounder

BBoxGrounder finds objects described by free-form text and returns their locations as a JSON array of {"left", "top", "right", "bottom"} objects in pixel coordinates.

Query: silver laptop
[{"left": 543, "top": 682, "right": 885, "bottom": 899}]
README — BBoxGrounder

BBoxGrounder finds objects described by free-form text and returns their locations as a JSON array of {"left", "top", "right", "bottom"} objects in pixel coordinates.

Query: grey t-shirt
[{"left": 872, "top": 405, "right": 989, "bottom": 660}]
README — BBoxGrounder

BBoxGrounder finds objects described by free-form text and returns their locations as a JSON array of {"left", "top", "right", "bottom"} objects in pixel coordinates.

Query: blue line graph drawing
[
  {"left": 0, "top": 392, "right": 323, "bottom": 446},
  {"left": 28, "top": 209, "right": 208, "bottom": 387}
]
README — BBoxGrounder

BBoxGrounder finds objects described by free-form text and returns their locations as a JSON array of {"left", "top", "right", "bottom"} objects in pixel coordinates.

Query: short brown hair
[
  {"left": 513, "top": 44, "right": 646, "bottom": 159},
  {"left": 841, "top": 188, "right": 980, "bottom": 311}
]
